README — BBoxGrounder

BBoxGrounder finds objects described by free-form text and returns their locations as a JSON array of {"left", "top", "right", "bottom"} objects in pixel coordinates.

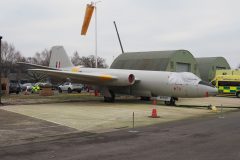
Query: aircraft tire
[
  {"left": 140, "top": 97, "right": 150, "bottom": 101},
  {"left": 236, "top": 92, "right": 240, "bottom": 98},
  {"left": 164, "top": 97, "right": 176, "bottom": 106},
  {"left": 104, "top": 90, "right": 115, "bottom": 103},
  {"left": 164, "top": 101, "right": 171, "bottom": 105},
  {"left": 68, "top": 88, "right": 72, "bottom": 93},
  {"left": 104, "top": 96, "right": 115, "bottom": 102}
]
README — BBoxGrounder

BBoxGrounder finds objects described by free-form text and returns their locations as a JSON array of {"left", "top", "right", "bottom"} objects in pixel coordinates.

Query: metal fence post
[{"left": 0, "top": 36, "right": 2, "bottom": 105}]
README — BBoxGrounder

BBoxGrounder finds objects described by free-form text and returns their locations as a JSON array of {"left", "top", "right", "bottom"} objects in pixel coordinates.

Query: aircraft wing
[
  {"left": 29, "top": 69, "right": 136, "bottom": 86},
  {"left": 17, "top": 62, "right": 58, "bottom": 70}
]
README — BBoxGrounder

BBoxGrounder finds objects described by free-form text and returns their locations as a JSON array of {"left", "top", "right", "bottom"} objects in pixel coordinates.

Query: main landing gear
[
  {"left": 140, "top": 96, "right": 151, "bottom": 101},
  {"left": 164, "top": 97, "right": 178, "bottom": 106},
  {"left": 104, "top": 90, "right": 115, "bottom": 103}
]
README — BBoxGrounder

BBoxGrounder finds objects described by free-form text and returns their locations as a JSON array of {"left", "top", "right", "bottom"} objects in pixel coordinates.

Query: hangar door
[
  {"left": 216, "top": 66, "right": 226, "bottom": 70},
  {"left": 176, "top": 62, "right": 190, "bottom": 72}
]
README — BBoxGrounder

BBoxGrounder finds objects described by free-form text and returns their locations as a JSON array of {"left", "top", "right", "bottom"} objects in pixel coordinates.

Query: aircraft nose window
[{"left": 198, "top": 81, "right": 215, "bottom": 88}]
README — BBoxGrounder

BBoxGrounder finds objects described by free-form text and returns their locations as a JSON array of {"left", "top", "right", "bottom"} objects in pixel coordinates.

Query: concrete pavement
[{"left": 1, "top": 110, "right": 240, "bottom": 160}]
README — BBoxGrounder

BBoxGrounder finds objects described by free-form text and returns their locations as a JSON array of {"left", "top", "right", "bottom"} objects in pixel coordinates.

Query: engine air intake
[{"left": 128, "top": 74, "right": 135, "bottom": 84}]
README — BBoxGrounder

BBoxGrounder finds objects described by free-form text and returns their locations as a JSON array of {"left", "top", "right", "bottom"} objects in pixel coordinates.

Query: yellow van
[{"left": 211, "top": 75, "right": 240, "bottom": 98}]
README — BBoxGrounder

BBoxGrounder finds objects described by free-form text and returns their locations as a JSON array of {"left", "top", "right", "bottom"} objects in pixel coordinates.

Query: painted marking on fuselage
[
  {"left": 56, "top": 61, "right": 61, "bottom": 68},
  {"left": 71, "top": 67, "right": 80, "bottom": 72},
  {"left": 99, "top": 75, "right": 113, "bottom": 81},
  {"left": 173, "top": 85, "right": 182, "bottom": 91}
]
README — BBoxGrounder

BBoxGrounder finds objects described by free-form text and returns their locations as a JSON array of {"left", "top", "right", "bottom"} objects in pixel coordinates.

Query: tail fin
[{"left": 49, "top": 46, "right": 73, "bottom": 68}]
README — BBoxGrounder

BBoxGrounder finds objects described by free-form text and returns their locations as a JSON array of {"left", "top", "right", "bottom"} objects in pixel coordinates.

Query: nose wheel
[
  {"left": 140, "top": 96, "right": 150, "bottom": 101},
  {"left": 236, "top": 92, "right": 240, "bottom": 98},
  {"left": 164, "top": 97, "right": 177, "bottom": 106}
]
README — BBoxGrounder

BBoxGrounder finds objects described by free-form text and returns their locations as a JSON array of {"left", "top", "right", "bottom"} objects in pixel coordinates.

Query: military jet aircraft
[{"left": 19, "top": 46, "right": 217, "bottom": 105}]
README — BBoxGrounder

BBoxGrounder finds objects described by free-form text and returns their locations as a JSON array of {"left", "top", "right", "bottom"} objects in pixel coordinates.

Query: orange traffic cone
[
  {"left": 94, "top": 90, "right": 98, "bottom": 96},
  {"left": 151, "top": 109, "right": 160, "bottom": 118}
]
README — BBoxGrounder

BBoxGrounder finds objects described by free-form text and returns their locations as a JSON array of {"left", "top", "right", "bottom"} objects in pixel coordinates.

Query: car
[
  {"left": 9, "top": 81, "right": 21, "bottom": 94},
  {"left": 21, "top": 83, "right": 33, "bottom": 92},
  {"left": 58, "top": 82, "right": 84, "bottom": 93}
]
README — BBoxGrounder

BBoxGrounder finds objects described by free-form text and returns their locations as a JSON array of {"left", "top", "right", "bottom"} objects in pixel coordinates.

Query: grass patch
[{"left": 2, "top": 92, "right": 103, "bottom": 105}]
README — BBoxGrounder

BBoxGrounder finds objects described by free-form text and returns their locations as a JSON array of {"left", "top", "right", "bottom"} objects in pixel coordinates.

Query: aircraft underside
[{"left": 102, "top": 87, "right": 178, "bottom": 106}]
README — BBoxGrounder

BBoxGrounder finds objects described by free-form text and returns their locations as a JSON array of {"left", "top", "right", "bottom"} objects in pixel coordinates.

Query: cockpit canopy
[
  {"left": 169, "top": 72, "right": 201, "bottom": 85},
  {"left": 198, "top": 80, "right": 216, "bottom": 88}
]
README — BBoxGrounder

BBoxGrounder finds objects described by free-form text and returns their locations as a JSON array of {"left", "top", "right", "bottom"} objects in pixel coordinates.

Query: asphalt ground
[
  {"left": 1, "top": 110, "right": 240, "bottom": 160},
  {"left": 0, "top": 95, "right": 239, "bottom": 160},
  {"left": 0, "top": 109, "right": 77, "bottom": 147}
]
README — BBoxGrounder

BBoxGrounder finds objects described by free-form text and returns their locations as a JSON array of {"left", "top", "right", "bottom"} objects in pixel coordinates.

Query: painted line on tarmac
[{"left": 0, "top": 125, "right": 64, "bottom": 131}]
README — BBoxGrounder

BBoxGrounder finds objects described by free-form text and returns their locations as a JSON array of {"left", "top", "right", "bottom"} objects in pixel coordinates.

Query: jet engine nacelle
[{"left": 107, "top": 73, "right": 136, "bottom": 86}]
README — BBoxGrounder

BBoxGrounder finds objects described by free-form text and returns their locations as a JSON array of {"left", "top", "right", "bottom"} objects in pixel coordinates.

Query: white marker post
[
  {"left": 129, "top": 112, "right": 138, "bottom": 133},
  {"left": 133, "top": 112, "right": 135, "bottom": 129},
  {"left": 219, "top": 104, "right": 224, "bottom": 119}
]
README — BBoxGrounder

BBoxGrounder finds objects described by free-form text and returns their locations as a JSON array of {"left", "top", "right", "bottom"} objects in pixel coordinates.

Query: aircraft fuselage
[{"left": 66, "top": 67, "right": 217, "bottom": 98}]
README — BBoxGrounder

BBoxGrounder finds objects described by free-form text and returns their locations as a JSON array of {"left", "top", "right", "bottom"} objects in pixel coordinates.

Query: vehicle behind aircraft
[
  {"left": 58, "top": 82, "right": 84, "bottom": 93},
  {"left": 211, "top": 75, "right": 240, "bottom": 98},
  {"left": 9, "top": 80, "right": 21, "bottom": 94}
]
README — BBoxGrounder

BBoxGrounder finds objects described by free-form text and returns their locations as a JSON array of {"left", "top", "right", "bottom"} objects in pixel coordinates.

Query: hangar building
[
  {"left": 110, "top": 50, "right": 200, "bottom": 76},
  {"left": 196, "top": 57, "right": 231, "bottom": 82}
]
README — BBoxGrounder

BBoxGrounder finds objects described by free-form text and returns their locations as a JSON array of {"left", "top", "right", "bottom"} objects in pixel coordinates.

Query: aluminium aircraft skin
[{"left": 21, "top": 46, "right": 218, "bottom": 103}]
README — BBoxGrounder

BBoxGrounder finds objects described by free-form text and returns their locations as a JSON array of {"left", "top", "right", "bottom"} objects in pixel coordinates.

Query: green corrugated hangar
[
  {"left": 196, "top": 57, "right": 231, "bottom": 82},
  {"left": 110, "top": 50, "right": 200, "bottom": 76},
  {"left": 111, "top": 50, "right": 231, "bottom": 82}
]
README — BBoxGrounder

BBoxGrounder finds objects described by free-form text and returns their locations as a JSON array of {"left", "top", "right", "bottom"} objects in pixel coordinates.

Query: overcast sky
[{"left": 1, "top": 0, "right": 240, "bottom": 68}]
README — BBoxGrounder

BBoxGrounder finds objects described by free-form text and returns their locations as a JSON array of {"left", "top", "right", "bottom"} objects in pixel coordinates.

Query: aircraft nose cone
[{"left": 208, "top": 87, "right": 218, "bottom": 96}]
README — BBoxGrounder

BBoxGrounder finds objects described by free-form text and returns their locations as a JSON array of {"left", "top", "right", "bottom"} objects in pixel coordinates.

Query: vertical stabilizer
[{"left": 49, "top": 46, "right": 73, "bottom": 68}]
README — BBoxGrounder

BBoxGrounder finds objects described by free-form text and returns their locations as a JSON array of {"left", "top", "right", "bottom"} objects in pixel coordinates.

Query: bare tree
[
  {"left": 1, "top": 41, "right": 25, "bottom": 64},
  {"left": 26, "top": 49, "right": 50, "bottom": 66},
  {"left": 22, "top": 49, "right": 51, "bottom": 82},
  {"left": 71, "top": 51, "right": 81, "bottom": 66},
  {"left": 1, "top": 41, "right": 25, "bottom": 77},
  {"left": 26, "top": 71, "right": 48, "bottom": 82},
  {"left": 71, "top": 52, "right": 108, "bottom": 68}
]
